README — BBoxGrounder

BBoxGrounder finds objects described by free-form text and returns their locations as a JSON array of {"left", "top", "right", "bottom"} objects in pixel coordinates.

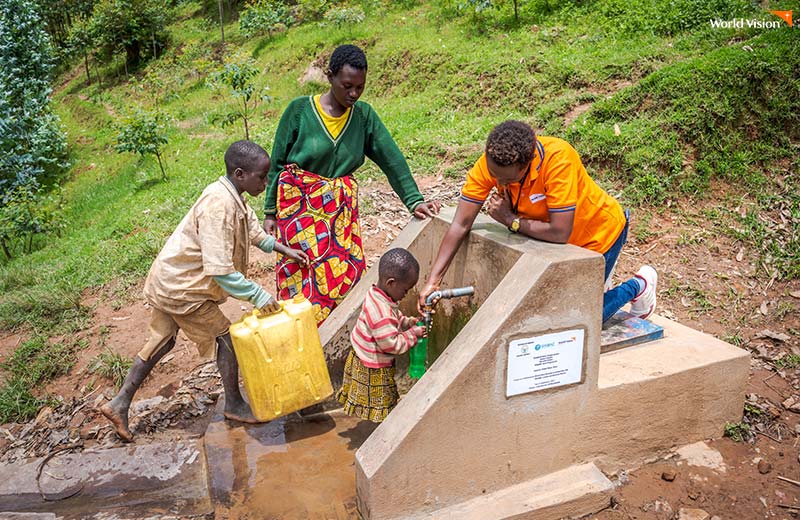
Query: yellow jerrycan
[{"left": 229, "top": 294, "right": 333, "bottom": 421}]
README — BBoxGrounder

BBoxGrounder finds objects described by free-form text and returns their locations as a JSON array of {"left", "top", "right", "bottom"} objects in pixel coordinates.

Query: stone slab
[
  {"left": 0, "top": 440, "right": 212, "bottom": 517},
  {"left": 408, "top": 463, "right": 612, "bottom": 520}
]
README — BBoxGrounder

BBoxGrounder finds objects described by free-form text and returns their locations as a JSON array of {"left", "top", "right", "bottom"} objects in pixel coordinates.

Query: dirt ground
[{"left": 1, "top": 174, "right": 799, "bottom": 519}]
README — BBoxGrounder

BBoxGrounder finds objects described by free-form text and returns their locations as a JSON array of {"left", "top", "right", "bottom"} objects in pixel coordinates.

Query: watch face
[{"left": 511, "top": 219, "right": 520, "bottom": 232}]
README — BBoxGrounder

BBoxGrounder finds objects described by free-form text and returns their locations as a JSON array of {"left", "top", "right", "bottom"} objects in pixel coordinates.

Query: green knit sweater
[{"left": 264, "top": 96, "right": 424, "bottom": 215}]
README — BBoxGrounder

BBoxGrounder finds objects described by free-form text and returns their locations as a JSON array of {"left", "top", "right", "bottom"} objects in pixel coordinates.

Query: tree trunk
[
  {"left": 218, "top": 0, "right": 225, "bottom": 44},
  {"left": 1, "top": 239, "right": 11, "bottom": 260},
  {"left": 125, "top": 41, "right": 141, "bottom": 70},
  {"left": 155, "top": 150, "right": 167, "bottom": 181},
  {"left": 83, "top": 51, "right": 91, "bottom": 84}
]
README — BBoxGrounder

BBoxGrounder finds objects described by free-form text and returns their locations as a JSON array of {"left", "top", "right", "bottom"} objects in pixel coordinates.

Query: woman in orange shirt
[{"left": 419, "top": 120, "right": 656, "bottom": 323}]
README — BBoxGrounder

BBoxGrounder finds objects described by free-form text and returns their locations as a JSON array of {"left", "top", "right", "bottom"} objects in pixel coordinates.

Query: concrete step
[
  {"left": 0, "top": 440, "right": 212, "bottom": 518},
  {"left": 410, "top": 463, "right": 613, "bottom": 520}
]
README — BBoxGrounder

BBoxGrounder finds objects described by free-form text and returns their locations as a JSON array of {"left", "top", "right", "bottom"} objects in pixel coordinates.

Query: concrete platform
[
  {"left": 0, "top": 440, "right": 212, "bottom": 518},
  {"left": 404, "top": 463, "right": 613, "bottom": 520}
]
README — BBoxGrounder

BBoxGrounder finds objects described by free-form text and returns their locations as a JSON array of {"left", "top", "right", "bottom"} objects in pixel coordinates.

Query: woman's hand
[
  {"left": 262, "top": 216, "right": 277, "bottom": 236},
  {"left": 287, "top": 249, "right": 310, "bottom": 267},
  {"left": 417, "top": 281, "right": 440, "bottom": 315},
  {"left": 486, "top": 192, "right": 514, "bottom": 227},
  {"left": 413, "top": 201, "right": 441, "bottom": 219}
]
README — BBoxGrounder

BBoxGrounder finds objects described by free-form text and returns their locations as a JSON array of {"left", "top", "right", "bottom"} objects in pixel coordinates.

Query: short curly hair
[
  {"left": 485, "top": 120, "right": 537, "bottom": 167},
  {"left": 328, "top": 44, "right": 368, "bottom": 75},
  {"left": 224, "top": 140, "right": 269, "bottom": 175},
  {"left": 378, "top": 248, "right": 419, "bottom": 284}
]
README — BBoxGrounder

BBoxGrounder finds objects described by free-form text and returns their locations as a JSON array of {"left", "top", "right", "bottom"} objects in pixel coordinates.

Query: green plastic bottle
[{"left": 408, "top": 320, "right": 428, "bottom": 379}]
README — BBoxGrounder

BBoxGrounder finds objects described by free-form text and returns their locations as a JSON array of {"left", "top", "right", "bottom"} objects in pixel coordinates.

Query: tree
[
  {"left": 89, "top": 0, "right": 169, "bottom": 70},
  {"left": 240, "top": 1, "right": 295, "bottom": 39},
  {"left": 0, "top": 0, "right": 69, "bottom": 197},
  {"left": 209, "top": 59, "right": 271, "bottom": 140},
  {"left": 116, "top": 111, "right": 171, "bottom": 181}
]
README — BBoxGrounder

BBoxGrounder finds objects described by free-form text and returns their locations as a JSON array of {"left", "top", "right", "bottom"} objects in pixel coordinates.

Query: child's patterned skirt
[{"left": 336, "top": 350, "right": 399, "bottom": 423}]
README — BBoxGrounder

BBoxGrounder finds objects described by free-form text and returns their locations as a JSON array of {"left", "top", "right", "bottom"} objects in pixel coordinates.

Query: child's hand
[
  {"left": 289, "top": 249, "right": 310, "bottom": 267},
  {"left": 259, "top": 298, "right": 281, "bottom": 314},
  {"left": 412, "top": 325, "right": 428, "bottom": 338}
]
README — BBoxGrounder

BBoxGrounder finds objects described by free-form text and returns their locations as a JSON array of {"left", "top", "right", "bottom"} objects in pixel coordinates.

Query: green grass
[
  {"left": 0, "top": 335, "right": 86, "bottom": 422},
  {"left": 89, "top": 349, "right": 133, "bottom": 389},
  {"left": 724, "top": 421, "right": 752, "bottom": 442},
  {"left": 0, "top": 0, "right": 798, "bottom": 420}
]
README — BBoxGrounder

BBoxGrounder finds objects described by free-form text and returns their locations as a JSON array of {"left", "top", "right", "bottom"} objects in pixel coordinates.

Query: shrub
[
  {"left": 322, "top": 5, "right": 365, "bottom": 32},
  {"left": 0, "top": 183, "right": 65, "bottom": 260},
  {"left": 208, "top": 59, "right": 271, "bottom": 140},
  {"left": 240, "top": 0, "right": 294, "bottom": 39},
  {"left": 116, "top": 110, "right": 171, "bottom": 181}
]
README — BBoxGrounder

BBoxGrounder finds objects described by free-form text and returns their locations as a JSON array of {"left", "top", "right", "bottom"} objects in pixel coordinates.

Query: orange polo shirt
[{"left": 460, "top": 136, "right": 625, "bottom": 254}]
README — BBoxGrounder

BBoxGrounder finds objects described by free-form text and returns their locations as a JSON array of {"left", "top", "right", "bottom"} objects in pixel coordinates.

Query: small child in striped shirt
[{"left": 336, "top": 248, "right": 427, "bottom": 423}]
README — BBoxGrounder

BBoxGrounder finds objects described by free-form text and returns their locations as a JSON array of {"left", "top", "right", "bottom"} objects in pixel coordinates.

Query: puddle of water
[{"left": 206, "top": 408, "right": 375, "bottom": 519}]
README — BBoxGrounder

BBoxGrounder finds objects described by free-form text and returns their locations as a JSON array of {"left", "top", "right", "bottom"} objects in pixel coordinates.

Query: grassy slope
[{"left": 0, "top": 0, "right": 797, "bottom": 419}]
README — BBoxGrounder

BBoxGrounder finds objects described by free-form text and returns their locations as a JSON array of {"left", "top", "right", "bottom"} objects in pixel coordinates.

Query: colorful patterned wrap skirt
[
  {"left": 276, "top": 164, "right": 366, "bottom": 325},
  {"left": 336, "top": 350, "right": 399, "bottom": 423}
]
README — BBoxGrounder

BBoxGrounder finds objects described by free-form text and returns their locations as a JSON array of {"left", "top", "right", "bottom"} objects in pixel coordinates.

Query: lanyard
[{"left": 509, "top": 166, "right": 530, "bottom": 214}]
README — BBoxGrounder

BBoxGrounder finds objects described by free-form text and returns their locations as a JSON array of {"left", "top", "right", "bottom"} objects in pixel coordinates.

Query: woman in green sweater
[{"left": 263, "top": 44, "right": 439, "bottom": 324}]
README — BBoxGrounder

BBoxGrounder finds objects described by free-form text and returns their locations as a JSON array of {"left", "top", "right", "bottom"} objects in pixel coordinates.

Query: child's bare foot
[
  {"left": 223, "top": 402, "right": 265, "bottom": 424},
  {"left": 100, "top": 401, "right": 133, "bottom": 442}
]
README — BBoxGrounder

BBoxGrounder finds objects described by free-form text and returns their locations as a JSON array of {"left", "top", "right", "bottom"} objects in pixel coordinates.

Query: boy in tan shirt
[{"left": 102, "top": 140, "right": 308, "bottom": 441}]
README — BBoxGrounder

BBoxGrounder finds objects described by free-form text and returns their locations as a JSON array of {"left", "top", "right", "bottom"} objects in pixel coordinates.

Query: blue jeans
[{"left": 602, "top": 210, "right": 640, "bottom": 323}]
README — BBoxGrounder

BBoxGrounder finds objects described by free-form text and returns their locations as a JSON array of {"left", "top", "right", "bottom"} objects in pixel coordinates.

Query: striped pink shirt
[{"left": 351, "top": 285, "right": 419, "bottom": 368}]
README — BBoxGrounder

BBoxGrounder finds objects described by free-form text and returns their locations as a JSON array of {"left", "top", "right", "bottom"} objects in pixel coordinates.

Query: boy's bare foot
[
  {"left": 100, "top": 401, "right": 134, "bottom": 442},
  {"left": 223, "top": 402, "right": 266, "bottom": 424}
]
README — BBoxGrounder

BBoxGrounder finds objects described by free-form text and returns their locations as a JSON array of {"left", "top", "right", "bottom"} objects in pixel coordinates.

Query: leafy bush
[
  {"left": 0, "top": 0, "right": 70, "bottom": 196},
  {"left": 322, "top": 5, "right": 365, "bottom": 32},
  {"left": 116, "top": 110, "right": 171, "bottom": 180},
  {"left": 0, "top": 183, "right": 65, "bottom": 259},
  {"left": 240, "top": 0, "right": 295, "bottom": 38},
  {"left": 208, "top": 59, "right": 271, "bottom": 140}
]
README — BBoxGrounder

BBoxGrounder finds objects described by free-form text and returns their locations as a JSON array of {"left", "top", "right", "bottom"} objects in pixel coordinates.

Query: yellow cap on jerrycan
[{"left": 229, "top": 293, "right": 333, "bottom": 421}]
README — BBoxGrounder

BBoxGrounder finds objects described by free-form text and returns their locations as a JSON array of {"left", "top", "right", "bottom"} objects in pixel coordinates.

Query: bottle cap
[{"left": 293, "top": 293, "right": 306, "bottom": 303}]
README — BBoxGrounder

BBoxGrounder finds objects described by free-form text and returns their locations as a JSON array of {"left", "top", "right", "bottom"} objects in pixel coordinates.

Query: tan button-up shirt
[{"left": 144, "top": 177, "right": 268, "bottom": 315}]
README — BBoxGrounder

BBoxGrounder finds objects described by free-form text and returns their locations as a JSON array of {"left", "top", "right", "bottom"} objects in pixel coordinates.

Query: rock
[
  {"left": 758, "top": 459, "right": 772, "bottom": 474},
  {"left": 34, "top": 406, "right": 53, "bottom": 427},
  {"left": 69, "top": 412, "right": 86, "bottom": 429},
  {"left": 677, "top": 508, "right": 710, "bottom": 520},
  {"left": 299, "top": 63, "right": 327, "bottom": 86},
  {"left": 782, "top": 396, "right": 800, "bottom": 413},
  {"left": 129, "top": 396, "right": 165, "bottom": 415},
  {"left": 661, "top": 469, "right": 677, "bottom": 481},
  {"left": 92, "top": 393, "right": 106, "bottom": 409}
]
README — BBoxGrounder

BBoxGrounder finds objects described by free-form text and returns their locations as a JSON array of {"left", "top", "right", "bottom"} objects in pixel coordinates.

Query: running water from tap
[{"left": 409, "top": 286, "right": 475, "bottom": 379}]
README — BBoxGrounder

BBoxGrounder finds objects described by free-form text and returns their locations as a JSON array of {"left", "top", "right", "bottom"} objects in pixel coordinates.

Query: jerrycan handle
[{"left": 253, "top": 301, "right": 285, "bottom": 318}]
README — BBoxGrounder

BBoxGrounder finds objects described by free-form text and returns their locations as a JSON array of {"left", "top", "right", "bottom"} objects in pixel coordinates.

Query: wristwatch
[{"left": 509, "top": 217, "right": 520, "bottom": 233}]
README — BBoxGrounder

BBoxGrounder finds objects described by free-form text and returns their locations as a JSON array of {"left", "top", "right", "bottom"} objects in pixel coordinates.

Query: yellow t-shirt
[
  {"left": 313, "top": 94, "right": 351, "bottom": 139},
  {"left": 460, "top": 136, "right": 625, "bottom": 254}
]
